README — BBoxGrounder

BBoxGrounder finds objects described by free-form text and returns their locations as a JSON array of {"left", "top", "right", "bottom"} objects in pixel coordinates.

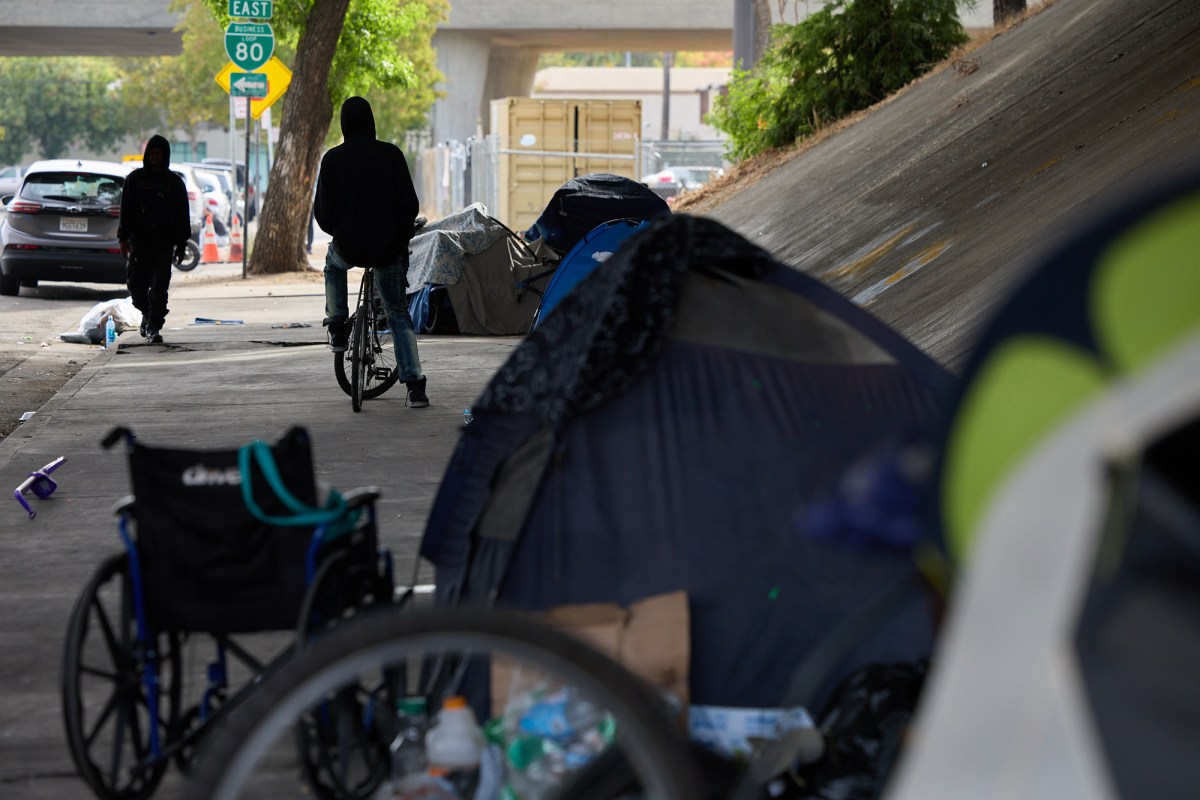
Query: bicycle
[
  {"left": 333, "top": 218, "right": 425, "bottom": 413},
  {"left": 334, "top": 265, "right": 399, "bottom": 412}
]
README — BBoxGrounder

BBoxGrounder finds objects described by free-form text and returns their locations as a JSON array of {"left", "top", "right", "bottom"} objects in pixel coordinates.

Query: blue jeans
[{"left": 324, "top": 242, "right": 424, "bottom": 383}]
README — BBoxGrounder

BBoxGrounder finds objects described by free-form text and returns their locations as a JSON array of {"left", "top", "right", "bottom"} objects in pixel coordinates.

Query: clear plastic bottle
[
  {"left": 425, "top": 695, "right": 485, "bottom": 798},
  {"left": 391, "top": 696, "right": 429, "bottom": 781},
  {"left": 104, "top": 315, "right": 116, "bottom": 348}
]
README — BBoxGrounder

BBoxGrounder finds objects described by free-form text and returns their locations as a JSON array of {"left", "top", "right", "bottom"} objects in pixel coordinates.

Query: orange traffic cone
[
  {"left": 201, "top": 213, "right": 221, "bottom": 263},
  {"left": 228, "top": 213, "right": 244, "bottom": 261}
]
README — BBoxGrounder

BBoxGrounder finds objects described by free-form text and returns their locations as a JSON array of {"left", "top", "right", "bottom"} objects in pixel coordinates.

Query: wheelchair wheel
[
  {"left": 294, "top": 547, "right": 396, "bottom": 800},
  {"left": 334, "top": 304, "right": 399, "bottom": 402},
  {"left": 183, "top": 608, "right": 702, "bottom": 800},
  {"left": 62, "top": 553, "right": 182, "bottom": 800}
]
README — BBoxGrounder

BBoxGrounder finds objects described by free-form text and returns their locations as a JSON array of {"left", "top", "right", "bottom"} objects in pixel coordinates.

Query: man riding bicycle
[{"left": 315, "top": 96, "right": 428, "bottom": 408}]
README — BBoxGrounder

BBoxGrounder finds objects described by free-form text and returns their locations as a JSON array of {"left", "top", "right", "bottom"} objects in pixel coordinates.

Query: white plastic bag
[{"left": 60, "top": 298, "right": 142, "bottom": 344}]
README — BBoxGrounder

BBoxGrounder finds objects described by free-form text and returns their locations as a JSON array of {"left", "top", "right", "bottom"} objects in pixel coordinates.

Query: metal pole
[
  {"left": 661, "top": 52, "right": 672, "bottom": 141},
  {"left": 229, "top": 95, "right": 236, "bottom": 176},
  {"left": 243, "top": 106, "right": 250, "bottom": 280}
]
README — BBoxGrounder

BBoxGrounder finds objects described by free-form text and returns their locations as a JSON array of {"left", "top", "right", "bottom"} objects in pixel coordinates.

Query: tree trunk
[
  {"left": 994, "top": 0, "right": 1027, "bottom": 25},
  {"left": 752, "top": 0, "right": 774, "bottom": 65},
  {"left": 248, "top": 0, "right": 350, "bottom": 275}
]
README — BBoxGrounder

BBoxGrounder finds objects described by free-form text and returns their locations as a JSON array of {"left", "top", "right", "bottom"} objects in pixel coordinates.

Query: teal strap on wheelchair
[{"left": 237, "top": 440, "right": 352, "bottom": 530}]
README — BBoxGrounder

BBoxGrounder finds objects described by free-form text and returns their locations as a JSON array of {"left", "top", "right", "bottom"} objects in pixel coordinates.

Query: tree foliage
[
  {"left": 710, "top": 0, "right": 969, "bottom": 161},
  {"left": 0, "top": 58, "right": 129, "bottom": 163},
  {"left": 117, "top": 0, "right": 231, "bottom": 147}
]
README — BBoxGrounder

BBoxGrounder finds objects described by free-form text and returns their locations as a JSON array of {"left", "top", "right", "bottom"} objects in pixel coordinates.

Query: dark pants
[{"left": 127, "top": 240, "right": 174, "bottom": 331}]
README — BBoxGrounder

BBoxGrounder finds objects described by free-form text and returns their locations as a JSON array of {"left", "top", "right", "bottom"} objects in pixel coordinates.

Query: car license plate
[{"left": 60, "top": 218, "right": 87, "bottom": 233}]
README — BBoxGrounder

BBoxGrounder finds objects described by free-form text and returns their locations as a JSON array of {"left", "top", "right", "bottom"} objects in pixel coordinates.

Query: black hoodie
[
  {"left": 314, "top": 97, "right": 420, "bottom": 268},
  {"left": 118, "top": 135, "right": 191, "bottom": 247}
]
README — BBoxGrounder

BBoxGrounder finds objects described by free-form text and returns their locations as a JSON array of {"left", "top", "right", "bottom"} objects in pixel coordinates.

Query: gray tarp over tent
[{"left": 407, "top": 205, "right": 555, "bottom": 335}]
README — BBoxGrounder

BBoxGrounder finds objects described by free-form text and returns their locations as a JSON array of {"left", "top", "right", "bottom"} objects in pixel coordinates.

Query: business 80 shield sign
[{"left": 225, "top": 22, "right": 274, "bottom": 71}]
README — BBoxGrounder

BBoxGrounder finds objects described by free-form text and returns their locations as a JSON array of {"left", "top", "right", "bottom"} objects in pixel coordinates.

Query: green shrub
[{"left": 710, "top": 0, "right": 969, "bottom": 161}]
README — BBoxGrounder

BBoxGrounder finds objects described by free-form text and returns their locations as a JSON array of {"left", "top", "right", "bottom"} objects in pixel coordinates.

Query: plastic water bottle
[
  {"left": 391, "top": 696, "right": 429, "bottom": 780},
  {"left": 425, "top": 695, "right": 485, "bottom": 798},
  {"left": 462, "top": 409, "right": 473, "bottom": 426},
  {"left": 104, "top": 315, "right": 116, "bottom": 348}
]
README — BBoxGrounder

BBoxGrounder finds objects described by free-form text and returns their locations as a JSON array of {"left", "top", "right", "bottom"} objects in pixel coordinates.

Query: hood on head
[
  {"left": 340, "top": 97, "right": 376, "bottom": 140},
  {"left": 143, "top": 135, "right": 171, "bottom": 168}
]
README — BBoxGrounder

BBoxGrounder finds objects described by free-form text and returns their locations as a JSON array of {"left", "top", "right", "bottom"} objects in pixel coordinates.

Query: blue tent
[
  {"left": 421, "top": 215, "right": 956, "bottom": 708},
  {"left": 531, "top": 218, "right": 649, "bottom": 329}
]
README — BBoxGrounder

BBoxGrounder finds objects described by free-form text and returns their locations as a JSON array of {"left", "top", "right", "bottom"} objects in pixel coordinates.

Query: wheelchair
[{"left": 60, "top": 426, "right": 396, "bottom": 800}]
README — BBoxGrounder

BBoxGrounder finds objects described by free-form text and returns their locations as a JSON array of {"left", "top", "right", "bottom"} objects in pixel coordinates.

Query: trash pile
[{"left": 59, "top": 298, "right": 141, "bottom": 345}]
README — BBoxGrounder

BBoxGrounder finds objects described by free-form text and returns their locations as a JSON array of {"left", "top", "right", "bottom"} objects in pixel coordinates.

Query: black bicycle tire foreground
[
  {"left": 62, "top": 553, "right": 183, "bottom": 800},
  {"left": 183, "top": 608, "right": 702, "bottom": 800}
]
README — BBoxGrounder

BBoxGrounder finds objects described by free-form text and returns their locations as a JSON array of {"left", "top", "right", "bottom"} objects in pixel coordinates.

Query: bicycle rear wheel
[
  {"left": 183, "top": 608, "right": 702, "bottom": 800},
  {"left": 334, "top": 299, "right": 399, "bottom": 400},
  {"left": 349, "top": 310, "right": 367, "bottom": 412}
]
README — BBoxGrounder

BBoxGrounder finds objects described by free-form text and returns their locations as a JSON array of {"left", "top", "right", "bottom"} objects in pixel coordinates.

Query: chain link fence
[{"left": 413, "top": 137, "right": 729, "bottom": 225}]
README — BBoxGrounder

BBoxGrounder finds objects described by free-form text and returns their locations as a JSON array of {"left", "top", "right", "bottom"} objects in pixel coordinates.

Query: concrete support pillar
[
  {"left": 431, "top": 30, "right": 492, "bottom": 144},
  {"left": 480, "top": 47, "right": 541, "bottom": 135}
]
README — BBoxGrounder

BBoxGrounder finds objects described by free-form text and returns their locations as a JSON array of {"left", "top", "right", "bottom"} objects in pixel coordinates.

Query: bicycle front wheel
[{"left": 183, "top": 608, "right": 702, "bottom": 800}]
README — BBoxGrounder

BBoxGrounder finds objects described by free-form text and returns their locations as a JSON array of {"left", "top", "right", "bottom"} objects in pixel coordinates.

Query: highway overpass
[{"left": 0, "top": 0, "right": 733, "bottom": 142}]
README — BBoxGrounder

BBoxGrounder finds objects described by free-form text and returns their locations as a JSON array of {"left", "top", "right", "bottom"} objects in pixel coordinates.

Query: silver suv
[{"left": 0, "top": 159, "right": 127, "bottom": 296}]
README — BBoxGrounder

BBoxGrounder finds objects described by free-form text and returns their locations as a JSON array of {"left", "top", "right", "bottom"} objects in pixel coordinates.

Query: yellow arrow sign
[{"left": 214, "top": 55, "right": 292, "bottom": 119}]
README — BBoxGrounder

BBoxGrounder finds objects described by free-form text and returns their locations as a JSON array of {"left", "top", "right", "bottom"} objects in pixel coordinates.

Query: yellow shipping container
[{"left": 491, "top": 97, "right": 641, "bottom": 234}]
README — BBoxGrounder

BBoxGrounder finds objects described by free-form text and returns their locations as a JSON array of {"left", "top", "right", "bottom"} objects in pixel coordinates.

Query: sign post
[{"left": 222, "top": 0, "right": 277, "bottom": 278}]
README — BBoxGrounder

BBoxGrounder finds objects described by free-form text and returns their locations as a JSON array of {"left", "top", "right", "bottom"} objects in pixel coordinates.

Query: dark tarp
[{"left": 524, "top": 173, "right": 670, "bottom": 255}]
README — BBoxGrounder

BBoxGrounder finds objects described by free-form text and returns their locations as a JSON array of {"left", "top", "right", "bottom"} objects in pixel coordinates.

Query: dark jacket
[
  {"left": 118, "top": 135, "right": 191, "bottom": 247},
  {"left": 314, "top": 97, "right": 420, "bottom": 268}
]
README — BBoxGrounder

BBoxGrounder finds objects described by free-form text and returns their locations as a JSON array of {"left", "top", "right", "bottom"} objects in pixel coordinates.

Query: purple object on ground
[{"left": 13, "top": 456, "right": 66, "bottom": 520}]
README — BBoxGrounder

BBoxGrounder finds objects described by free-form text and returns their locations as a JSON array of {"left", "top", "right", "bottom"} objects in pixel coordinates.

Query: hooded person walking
[
  {"left": 315, "top": 96, "right": 429, "bottom": 408},
  {"left": 118, "top": 135, "right": 192, "bottom": 344}
]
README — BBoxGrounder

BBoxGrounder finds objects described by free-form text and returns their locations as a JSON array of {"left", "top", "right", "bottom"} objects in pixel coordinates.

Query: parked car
[
  {"left": 0, "top": 159, "right": 126, "bottom": 296},
  {"left": 168, "top": 163, "right": 206, "bottom": 242},
  {"left": 185, "top": 163, "right": 236, "bottom": 226},
  {"left": 641, "top": 166, "right": 725, "bottom": 200},
  {"left": 193, "top": 169, "right": 232, "bottom": 235},
  {"left": 202, "top": 158, "right": 258, "bottom": 221},
  {"left": 0, "top": 165, "right": 28, "bottom": 198}
]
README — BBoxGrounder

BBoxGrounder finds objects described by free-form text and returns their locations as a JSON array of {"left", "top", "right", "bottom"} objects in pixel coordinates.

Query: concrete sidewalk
[{"left": 0, "top": 269, "right": 521, "bottom": 797}]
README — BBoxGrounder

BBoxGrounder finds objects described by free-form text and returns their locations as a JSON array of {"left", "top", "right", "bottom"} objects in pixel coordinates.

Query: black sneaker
[
  {"left": 328, "top": 321, "right": 349, "bottom": 352},
  {"left": 146, "top": 329, "right": 163, "bottom": 344},
  {"left": 139, "top": 321, "right": 148, "bottom": 338},
  {"left": 405, "top": 377, "right": 429, "bottom": 408}
]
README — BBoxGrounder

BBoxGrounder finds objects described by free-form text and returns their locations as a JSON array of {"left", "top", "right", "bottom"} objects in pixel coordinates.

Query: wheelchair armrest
[
  {"left": 111, "top": 494, "right": 135, "bottom": 516},
  {"left": 342, "top": 486, "right": 380, "bottom": 510}
]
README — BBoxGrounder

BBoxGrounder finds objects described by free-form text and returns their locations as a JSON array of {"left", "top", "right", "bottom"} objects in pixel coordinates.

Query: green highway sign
[
  {"left": 230, "top": 72, "right": 268, "bottom": 98},
  {"left": 225, "top": 22, "right": 274, "bottom": 71},
  {"left": 229, "top": 0, "right": 273, "bottom": 18}
]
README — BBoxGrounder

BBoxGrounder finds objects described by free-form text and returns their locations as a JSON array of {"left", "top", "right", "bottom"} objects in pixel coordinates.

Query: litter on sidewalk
[
  {"left": 192, "top": 318, "right": 245, "bottom": 325},
  {"left": 13, "top": 456, "right": 66, "bottom": 520}
]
